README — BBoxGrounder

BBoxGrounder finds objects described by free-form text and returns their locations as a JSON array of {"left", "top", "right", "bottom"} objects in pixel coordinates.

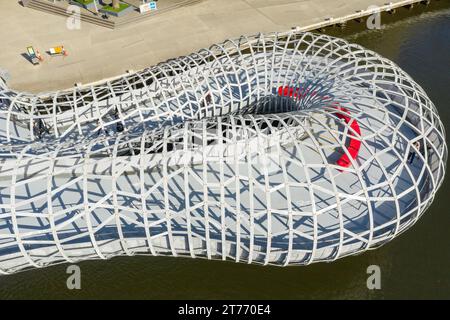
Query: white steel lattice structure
[{"left": 0, "top": 31, "right": 447, "bottom": 274}]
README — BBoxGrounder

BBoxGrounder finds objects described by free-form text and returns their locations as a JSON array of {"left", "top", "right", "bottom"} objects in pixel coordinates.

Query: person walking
[{"left": 407, "top": 140, "right": 421, "bottom": 164}]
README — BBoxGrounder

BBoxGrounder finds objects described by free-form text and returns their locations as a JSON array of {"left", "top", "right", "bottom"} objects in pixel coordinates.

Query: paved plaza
[{"left": 0, "top": 0, "right": 418, "bottom": 93}]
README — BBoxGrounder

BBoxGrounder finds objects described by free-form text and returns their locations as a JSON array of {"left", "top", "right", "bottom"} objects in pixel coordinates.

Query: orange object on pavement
[{"left": 49, "top": 46, "right": 68, "bottom": 57}]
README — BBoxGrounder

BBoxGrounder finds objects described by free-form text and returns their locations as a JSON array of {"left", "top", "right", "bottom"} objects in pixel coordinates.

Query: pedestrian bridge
[{"left": 0, "top": 31, "right": 446, "bottom": 274}]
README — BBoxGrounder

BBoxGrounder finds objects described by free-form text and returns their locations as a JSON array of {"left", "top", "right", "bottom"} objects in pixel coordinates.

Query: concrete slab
[{"left": 0, "top": 0, "right": 422, "bottom": 93}]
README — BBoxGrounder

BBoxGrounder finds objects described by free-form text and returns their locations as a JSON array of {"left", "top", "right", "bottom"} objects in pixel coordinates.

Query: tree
[{"left": 112, "top": 0, "right": 120, "bottom": 9}]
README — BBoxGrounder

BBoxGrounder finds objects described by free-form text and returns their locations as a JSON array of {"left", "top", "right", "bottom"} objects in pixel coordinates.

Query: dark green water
[{"left": 1, "top": 2, "right": 449, "bottom": 300}]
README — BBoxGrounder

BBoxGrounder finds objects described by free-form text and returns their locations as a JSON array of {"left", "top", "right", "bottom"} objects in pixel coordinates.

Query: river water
[{"left": 0, "top": 1, "right": 449, "bottom": 299}]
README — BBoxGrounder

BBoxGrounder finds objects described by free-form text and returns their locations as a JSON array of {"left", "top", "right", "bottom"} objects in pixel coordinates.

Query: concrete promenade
[{"left": 0, "top": 0, "right": 427, "bottom": 93}]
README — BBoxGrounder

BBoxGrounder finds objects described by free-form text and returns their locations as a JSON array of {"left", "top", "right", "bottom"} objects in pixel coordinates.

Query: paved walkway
[{"left": 0, "top": 0, "right": 418, "bottom": 93}]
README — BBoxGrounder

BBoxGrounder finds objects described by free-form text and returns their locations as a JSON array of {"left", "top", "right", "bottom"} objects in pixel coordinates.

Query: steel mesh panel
[{"left": 0, "top": 31, "right": 446, "bottom": 274}]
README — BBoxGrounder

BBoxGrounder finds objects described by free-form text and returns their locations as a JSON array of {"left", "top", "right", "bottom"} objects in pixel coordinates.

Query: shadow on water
[
  {"left": 0, "top": 0, "right": 450, "bottom": 299},
  {"left": 0, "top": 250, "right": 390, "bottom": 300}
]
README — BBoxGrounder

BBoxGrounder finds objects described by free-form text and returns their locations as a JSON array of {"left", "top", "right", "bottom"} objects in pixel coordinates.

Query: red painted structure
[{"left": 278, "top": 86, "right": 361, "bottom": 168}]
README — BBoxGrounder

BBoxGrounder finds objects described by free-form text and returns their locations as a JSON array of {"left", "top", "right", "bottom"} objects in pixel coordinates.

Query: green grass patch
[
  {"left": 74, "top": 0, "right": 94, "bottom": 5},
  {"left": 101, "top": 3, "right": 130, "bottom": 13}
]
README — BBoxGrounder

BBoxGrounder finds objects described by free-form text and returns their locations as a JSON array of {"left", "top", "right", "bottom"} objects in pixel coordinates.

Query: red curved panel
[
  {"left": 333, "top": 106, "right": 361, "bottom": 169},
  {"left": 277, "top": 87, "right": 361, "bottom": 169}
]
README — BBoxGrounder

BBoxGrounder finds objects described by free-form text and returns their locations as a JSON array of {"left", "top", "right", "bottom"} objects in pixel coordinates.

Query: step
[
  {"left": 25, "top": 0, "right": 115, "bottom": 29},
  {"left": 24, "top": 0, "right": 204, "bottom": 29},
  {"left": 26, "top": 4, "right": 114, "bottom": 29},
  {"left": 29, "top": 1, "right": 115, "bottom": 28},
  {"left": 115, "top": 0, "right": 203, "bottom": 28}
]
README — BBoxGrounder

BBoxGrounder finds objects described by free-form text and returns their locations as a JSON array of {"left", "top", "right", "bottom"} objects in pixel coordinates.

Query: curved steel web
[{"left": 0, "top": 31, "right": 447, "bottom": 274}]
